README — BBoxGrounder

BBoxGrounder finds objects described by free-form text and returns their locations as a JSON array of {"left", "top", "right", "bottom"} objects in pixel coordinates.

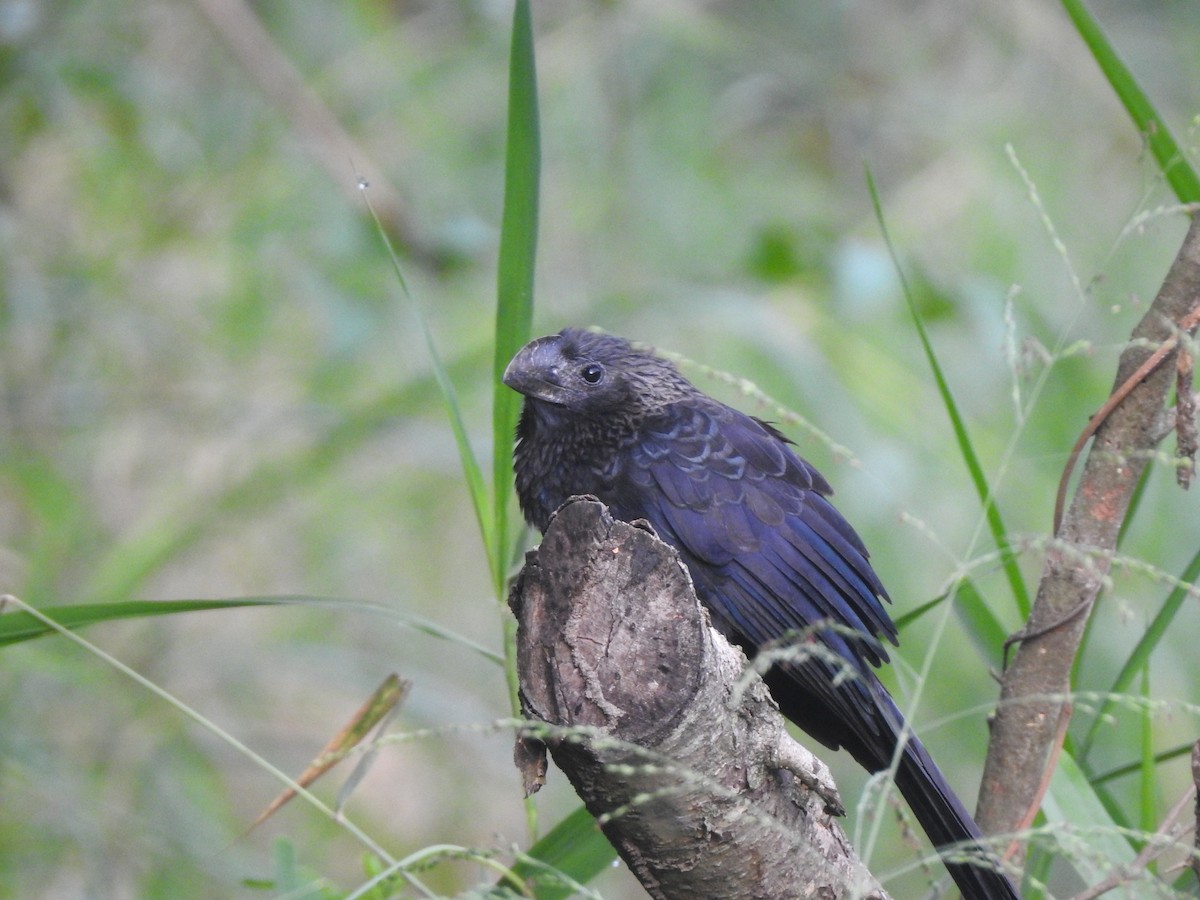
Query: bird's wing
[
  {"left": 607, "top": 399, "right": 901, "bottom": 752},
  {"left": 617, "top": 400, "right": 896, "bottom": 647}
]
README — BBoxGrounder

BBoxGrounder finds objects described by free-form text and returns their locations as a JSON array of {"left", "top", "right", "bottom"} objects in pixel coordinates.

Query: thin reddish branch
[
  {"left": 977, "top": 214, "right": 1200, "bottom": 853},
  {"left": 1176, "top": 349, "right": 1197, "bottom": 487},
  {"left": 1053, "top": 301, "right": 1200, "bottom": 533}
]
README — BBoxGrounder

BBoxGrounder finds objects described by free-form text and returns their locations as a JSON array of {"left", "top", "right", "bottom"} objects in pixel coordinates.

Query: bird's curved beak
[{"left": 502, "top": 335, "right": 571, "bottom": 404}]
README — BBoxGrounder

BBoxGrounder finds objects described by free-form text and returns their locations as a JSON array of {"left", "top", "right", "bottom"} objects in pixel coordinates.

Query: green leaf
[
  {"left": 492, "top": 0, "right": 542, "bottom": 847},
  {"left": 492, "top": 0, "right": 540, "bottom": 599},
  {"left": 1060, "top": 0, "right": 1200, "bottom": 203},
  {"left": 272, "top": 837, "right": 300, "bottom": 893},
  {"left": 1042, "top": 751, "right": 1136, "bottom": 885},
  {"left": 508, "top": 805, "right": 615, "bottom": 900},
  {"left": 892, "top": 593, "right": 944, "bottom": 632}
]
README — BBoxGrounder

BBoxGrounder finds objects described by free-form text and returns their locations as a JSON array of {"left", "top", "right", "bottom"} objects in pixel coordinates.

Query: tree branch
[
  {"left": 1192, "top": 740, "right": 1200, "bottom": 886},
  {"left": 509, "top": 497, "right": 887, "bottom": 900},
  {"left": 977, "top": 214, "right": 1200, "bottom": 845}
]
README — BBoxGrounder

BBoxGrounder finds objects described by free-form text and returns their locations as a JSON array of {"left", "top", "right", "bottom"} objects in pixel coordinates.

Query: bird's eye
[{"left": 580, "top": 363, "right": 604, "bottom": 385}]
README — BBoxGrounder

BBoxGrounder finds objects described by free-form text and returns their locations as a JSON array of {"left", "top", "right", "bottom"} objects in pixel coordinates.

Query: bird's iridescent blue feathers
[{"left": 504, "top": 329, "right": 1020, "bottom": 900}]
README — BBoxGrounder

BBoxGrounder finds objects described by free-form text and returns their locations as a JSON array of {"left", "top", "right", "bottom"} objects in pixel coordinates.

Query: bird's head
[{"left": 503, "top": 328, "right": 692, "bottom": 425}]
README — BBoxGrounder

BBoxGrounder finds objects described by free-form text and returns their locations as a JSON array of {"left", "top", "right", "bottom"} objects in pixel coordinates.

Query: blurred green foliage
[{"left": 1, "top": 1, "right": 1199, "bottom": 897}]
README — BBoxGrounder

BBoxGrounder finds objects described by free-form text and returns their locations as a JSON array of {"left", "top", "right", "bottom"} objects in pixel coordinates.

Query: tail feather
[
  {"left": 891, "top": 731, "right": 1020, "bottom": 900},
  {"left": 764, "top": 657, "right": 1021, "bottom": 897}
]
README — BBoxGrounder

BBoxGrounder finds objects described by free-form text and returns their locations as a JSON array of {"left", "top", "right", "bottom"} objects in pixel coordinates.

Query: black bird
[{"left": 503, "top": 327, "right": 1019, "bottom": 900}]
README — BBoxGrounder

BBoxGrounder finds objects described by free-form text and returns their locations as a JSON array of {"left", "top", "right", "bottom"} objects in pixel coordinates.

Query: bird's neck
[{"left": 514, "top": 400, "right": 637, "bottom": 531}]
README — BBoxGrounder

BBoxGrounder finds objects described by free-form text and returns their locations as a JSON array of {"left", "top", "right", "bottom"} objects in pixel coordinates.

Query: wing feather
[{"left": 610, "top": 398, "right": 897, "bottom": 684}]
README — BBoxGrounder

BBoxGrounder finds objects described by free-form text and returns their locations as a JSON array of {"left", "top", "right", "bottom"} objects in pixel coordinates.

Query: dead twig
[
  {"left": 1176, "top": 348, "right": 1197, "bottom": 488},
  {"left": 1066, "top": 781, "right": 1197, "bottom": 900},
  {"left": 191, "top": 0, "right": 449, "bottom": 270}
]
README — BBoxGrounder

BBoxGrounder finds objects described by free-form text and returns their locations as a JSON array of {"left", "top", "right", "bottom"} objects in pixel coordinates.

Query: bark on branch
[
  {"left": 509, "top": 497, "right": 887, "bottom": 900},
  {"left": 977, "top": 214, "right": 1200, "bottom": 844}
]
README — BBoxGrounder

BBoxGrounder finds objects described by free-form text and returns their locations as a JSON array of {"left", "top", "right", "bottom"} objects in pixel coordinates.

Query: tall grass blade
[
  {"left": 360, "top": 187, "right": 495, "bottom": 562},
  {"left": 1091, "top": 741, "right": 1196, "bottom": 785},
  {"left": 894, "top": 578, "right": 1008, "bottom": 662},
  {"left": 1137, "top": 666, "right": 1155, "bottom": 859},
  {"left": 4, "top": 596, "right": 400, "bottom": 865},
  {"left": 0, "top": 597, "right": 286, "bottom": 646},
  {"left": 867, "top": 169, "right": 1031, "bottom": 620},
  {"left": 1060, "top": 0, "right": 1200, "bottom": 203},
  {"left": 1078, "top": 547, "right": 1200, "bottom": 761},
  {"left": 491, "top": 0, "right": 542, "bottom": 845},
  {"left": 492, "top": 0, "right": 541, "bottom": 598},
  {"left": 0, "top": 595, "right": 502, "bottom": 662}
]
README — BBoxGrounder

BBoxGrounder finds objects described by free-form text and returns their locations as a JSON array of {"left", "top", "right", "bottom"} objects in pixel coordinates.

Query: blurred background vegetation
[{"left": 1, "top": 0, "right": 1198, "bottom": 897}]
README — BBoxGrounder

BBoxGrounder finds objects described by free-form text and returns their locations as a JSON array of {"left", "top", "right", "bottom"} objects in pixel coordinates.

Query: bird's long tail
[{"left": 887, "top": 723, "right": 1020, "bottom": 900}]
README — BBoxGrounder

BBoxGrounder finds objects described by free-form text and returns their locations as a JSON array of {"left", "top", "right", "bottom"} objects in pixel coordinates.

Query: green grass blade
[
  {"left": 1060, "top": 0, "right": 1200, "bottom": 203},
  {"left": 4, "top": 596, "right": 398, "bottom": 865},
  {"left": 0, "top": 595, "right": 503, "bottom": 663},
  {"left": 1078, "top": 546, "right": 1200, "bottom": 761},
  {"left": 891, "top": 593, "right": 944, "bottom": 632},
  {"left": 359, "top": 188, "right": 495, "bottom": 565},
  {"left": 491, "top": 0, "right": 540, "bottom": 599},
  {"left": 507, "top": 805, "right": 615, "bottom": 900},
  {"left": 1091, "top": 741, "right": 1195, "bottom": 785},
  {"left": 895, "top": 578, "right": 1009, "bottom": 663},
  {"left": 0, "top": 597, "right": 286, "bottom": 646},
  {"left": 493, "top": 0, "right": 542, "bottom": 847},
  {"left": 1137, "top": 666, "right": 1154, "bottom": 858},
  {"left": 1115, "top": 460, "right": 1152, "bottom": 548},
  {"left": 867, "top": 169, "right": 1031, "bottom": 620}
]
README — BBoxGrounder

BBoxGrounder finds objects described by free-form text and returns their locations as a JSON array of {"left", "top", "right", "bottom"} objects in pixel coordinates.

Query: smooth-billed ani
[{"left": 504, "top": 327, "right": 1018, "bottom": 900}]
